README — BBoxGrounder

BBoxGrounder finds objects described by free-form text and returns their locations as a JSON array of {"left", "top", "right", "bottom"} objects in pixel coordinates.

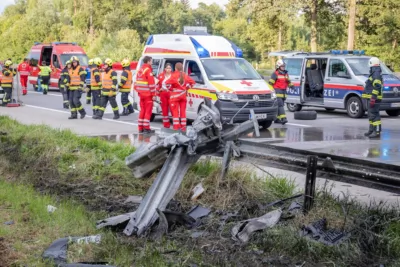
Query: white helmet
[
  {"left": 276, "top": 59, "right": 285, "bottom": 68},
  {"left": 369, "top": 57, "right": 380, "bottom": 67}
]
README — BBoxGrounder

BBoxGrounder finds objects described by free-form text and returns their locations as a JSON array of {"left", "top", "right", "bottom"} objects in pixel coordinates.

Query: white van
[{"left": 132, "top": 31, "right": 278, "bottom": 129}]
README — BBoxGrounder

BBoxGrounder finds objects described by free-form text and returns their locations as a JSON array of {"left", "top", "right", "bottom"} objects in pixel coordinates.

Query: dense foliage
[{"left": 0, "top": 0, "right": 399, "bottom": 69}]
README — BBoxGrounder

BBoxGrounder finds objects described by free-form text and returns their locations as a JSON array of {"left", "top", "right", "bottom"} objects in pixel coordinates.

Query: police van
[
  {"left": 132, "top": 27, "right": 278, "bottom": 129},
  {"left": 269, "top": 50, "right": 400, "bottom": 118}
]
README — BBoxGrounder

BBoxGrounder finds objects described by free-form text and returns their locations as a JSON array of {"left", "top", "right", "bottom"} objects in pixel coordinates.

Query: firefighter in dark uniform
[
  {"left": 59, "top": 60, "right": 71, "bottom": 109},
  {"left": 65, "top": 56, "right": 87, "bottom": 119},
  {"left": 1, "top": 60, "right": 16, "bottom": 106},
  {"left": 90, "top": 57, "right": 102, "bottom": 116},
  {"left": 93, "top": 58, "right": 119, "bottom": 120},
  {"left": 119, "top": 58, "right": 134, "bottom": 116},
  {"left": 268, "top": 59, "right": 294, "bottom": 125},
  {"left": 362, "top": 57, "right": 383, "bottom": 138}
]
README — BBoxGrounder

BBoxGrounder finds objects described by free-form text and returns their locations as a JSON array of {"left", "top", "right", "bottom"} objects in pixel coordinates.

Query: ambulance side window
[
  {"left": 185, "top": 60, "right": 204, "bottom": 84},
  {"left": 151, "top": 59, "right": 161, "bottom": 76},
  {"left": 328, "top": 59, "right": 349, "bottom": 78},
  {"left": 52, "top": 55, "right": 60, "bottom": 69}
]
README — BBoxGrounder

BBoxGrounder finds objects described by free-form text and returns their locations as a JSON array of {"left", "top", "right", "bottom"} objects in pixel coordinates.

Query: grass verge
[{"left": 0, "top": 115, "right": 399, "bottom": 267}]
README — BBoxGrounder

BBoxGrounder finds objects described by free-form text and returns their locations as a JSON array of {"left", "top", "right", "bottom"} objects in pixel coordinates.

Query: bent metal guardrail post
[{"left": 98, "top": 98, "right": 261, "bottom": 237}]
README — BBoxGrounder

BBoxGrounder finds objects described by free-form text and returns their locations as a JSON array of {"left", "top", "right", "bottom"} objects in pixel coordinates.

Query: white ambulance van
[{"left": 132, "top": 28, "right": 278, "bottom": 129}]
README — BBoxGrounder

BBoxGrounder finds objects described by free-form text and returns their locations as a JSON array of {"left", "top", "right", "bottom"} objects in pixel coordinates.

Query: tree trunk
[
  {"left": 310, "top": 0, "right": 318, "bottom": 52},
  {"left": 347, "top": 0, "right": 356, "bottom": 50}
]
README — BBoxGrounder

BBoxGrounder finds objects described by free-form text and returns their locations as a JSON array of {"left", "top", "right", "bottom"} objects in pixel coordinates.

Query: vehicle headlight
[
  {"left": 217, "top": 92, "right": 239, "bottom": 101},
  {"left": 271, "top": 92, "right": 277, "bottom": 100}
]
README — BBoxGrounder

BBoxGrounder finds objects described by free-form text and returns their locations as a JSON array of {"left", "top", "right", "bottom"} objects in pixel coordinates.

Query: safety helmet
[
  {"left": 369, "top": 57, "right": 380, "bottom": 67},
  {"left": 66, "top": 60, "right": 71, "bottom": 65},
  {"left": 104, "top": 58, "right": 113, "bottom": 67},
  {"left": 121, "top": 58, "right": 130, "bottom": 68},
  {"left": 4, "top": 60, "right": 12, "bottom": 67},
  {"left": 71, "top": 56, "right": 79, "bottom": 63},
  {"left": 88, "top": 59, "right": 94, "bottom": 65},
  {"left": 276, "top": 59, "right": 285, "bottom": 68},
  {"left": 93, "top": 57, "right": 102, "bottom": 66}
]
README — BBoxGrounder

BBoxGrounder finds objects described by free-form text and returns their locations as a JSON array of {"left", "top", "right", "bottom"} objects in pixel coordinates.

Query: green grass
[{"left": 0, "top": 115, "right": 399, "bottom": 266}]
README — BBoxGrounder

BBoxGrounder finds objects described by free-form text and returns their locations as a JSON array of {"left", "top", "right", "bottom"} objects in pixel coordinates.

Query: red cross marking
[
  {"left": 189, "top": 98, "right": 193, "bottom": 107},
  {"left": 241, "top": 80, "right": 253, "bottom": 86}
]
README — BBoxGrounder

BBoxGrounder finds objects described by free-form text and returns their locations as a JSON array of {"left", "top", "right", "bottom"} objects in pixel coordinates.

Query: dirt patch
[{"left": 0, "top": 238, "right": 18, "bottom": 267}]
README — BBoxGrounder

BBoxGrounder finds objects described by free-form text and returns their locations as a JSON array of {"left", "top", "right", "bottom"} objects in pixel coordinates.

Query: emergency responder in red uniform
[
  {"left": 156, "top": 63, "right": 173, "bottom": 128},
  {"left": 1, "top": 60, "right": 16, "bottom": 106},
  {"left": 268, "top": 59, "right": 294, "bottom": 125},
  {"left": 134, "top": 56, "right": 156, "bottom": 134},
  {"left": 166, "top": 62, "right": 195, "bottom": 131},
  {"left": 65, "top": 56, "right": 87, "bottom": 119},
  {"left": 93, "top": 58, "right": 120, "bottom": 120},
  {"left": 59, "top": 60, "right": 71, "bottom": 109},
  {"left": 119, "top": 58, "right": 134, "bottom": 116},
  {"left": 363, "top": 57, "right": 383, "bottom": 138},
  {"left": 17, "top": 58, "right": 30, "bottom": 95},
  {"left": 91, "top": 57, "right": 102, "bottom": 116}
]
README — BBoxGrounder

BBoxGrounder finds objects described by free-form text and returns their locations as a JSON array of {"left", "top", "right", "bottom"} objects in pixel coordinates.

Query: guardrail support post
[{"left": 303, "top": 155, "right": 318, "bottom": 214}]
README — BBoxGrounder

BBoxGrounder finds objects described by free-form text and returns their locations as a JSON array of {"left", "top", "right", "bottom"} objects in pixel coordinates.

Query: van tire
[
  {"left": 150, "top": 113, "right": 156, "bottom": 122},
  {"left": 260, "top": 120, "right": 273, "bottom": 129},
  {"left": 287, "top": 103, "right": 302, "bottom": 112},
  {"left": 294, "top": 111, "right": 317, "bottom": 120},
  {"left": 386, "top": 110, "right": 400, "bottom": 116},
  {"left": 346, "top": 96, "right": 364, "bottom": 118}
]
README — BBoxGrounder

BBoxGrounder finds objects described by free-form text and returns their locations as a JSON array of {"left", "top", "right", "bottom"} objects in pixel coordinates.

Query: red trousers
[
  {"left": 159, "top": 90, "right": 171, "bottom": 128},
  {"left": 138, "top": 94, "right": 153, "bottom": 131},
  {"left": 170, "top": 95, "right": 187, "bottom": 131},
  {"left": 20, "top": 75, "right": 28, "bottom": 95}
]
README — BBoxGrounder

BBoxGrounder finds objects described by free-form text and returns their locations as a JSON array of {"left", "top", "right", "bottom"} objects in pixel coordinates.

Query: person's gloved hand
[
  {"left": 108, "top": 90, "right": 113, "bottom": 97},
  {"left": 370, "top": 98, "right": 376, "bottom": 108}
]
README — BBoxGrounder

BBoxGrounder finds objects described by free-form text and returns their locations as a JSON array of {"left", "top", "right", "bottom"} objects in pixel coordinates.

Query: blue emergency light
[
  {"left": 190, "top": 37, "right": 210, "bottom": 58},
  {"left": 146, "top": 35, "right": 154, "bottom": 45},
  {"left": 229, "top": 41, "right": 243, "bottom": 58},
  {"left": 384, "top": 86, "right": 390, "bottom": 90}
]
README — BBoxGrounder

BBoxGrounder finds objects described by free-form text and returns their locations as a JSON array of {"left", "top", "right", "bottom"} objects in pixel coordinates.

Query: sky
[{"left": 0, "top": 0, "right": 230, "bottom": 14}]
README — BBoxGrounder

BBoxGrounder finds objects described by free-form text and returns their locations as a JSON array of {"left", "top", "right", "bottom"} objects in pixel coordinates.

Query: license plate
[
  {"left": 249, "top": 113, "right": 267, "bottom": 119},
  {"left": 391, "top": 103, "right": 400, "bottom": 107}
]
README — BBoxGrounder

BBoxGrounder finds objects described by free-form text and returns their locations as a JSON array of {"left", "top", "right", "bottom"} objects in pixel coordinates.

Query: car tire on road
[
  {"left": 287, "top": 103, "right": 302, "bottom": 112},
  {"left": 294, "top": 110, "right": 317, "bottom": 120},
  {"left": 260, "top": 120, "right": 273, "bottom": 129},
  {"left": 386, "top": 109, "right": 400, "bottom": 117},
  {"left": 346, "top": 96, "right": 364, "bottom": 118}
]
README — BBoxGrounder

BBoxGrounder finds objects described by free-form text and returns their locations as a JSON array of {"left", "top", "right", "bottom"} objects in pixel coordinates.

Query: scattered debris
[
  {"left": 123, "top": 195, "right": 143, "bottom": 204},
  {"left": 96, "top": 212, "right": 135, "bottom": 229},
  {"left": 191, "top": 183, "right": 205, "bottom": 201},
  {"left": 187, "top": 205, "right": 211, "bottom": 220},
  {"left": 47, "top": 205, "right": 57, "bottom": 213},
  {"left": 151, "top": 208, "right": 169, "bottom": 241},
  {"left": 3, "top": 220, "right": 14, "bottom": 225},
  {"left": 258, "top": 193, "right": 303, "bottom": 210},
  {"left": 163, "top": 210, "right": 196, "bottom": 228},
  {"left": 232, "top": 209, "right": 282, "bottom": 243},
  {"left": 42, "top": 235, "right": 113, "bottom": 267},
  {"left": 300, "top": 218, "right": 351, "bottom": 246}
]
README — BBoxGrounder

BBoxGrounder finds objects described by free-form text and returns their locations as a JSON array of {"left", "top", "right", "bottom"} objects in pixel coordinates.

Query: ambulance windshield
[
  {"left": 60, "top": 54, "right": 89, "bottom": 67},
  {"left": 346, "top": 58, "right": 393, "bottom": 75},
  {"left": 201, "top": 58, "right": 262, "bottom": 80}
]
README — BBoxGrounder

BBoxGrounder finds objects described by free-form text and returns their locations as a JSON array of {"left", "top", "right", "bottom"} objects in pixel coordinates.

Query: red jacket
[
  {"left": 18, "top": 62, "right": 31, "bottom": 76},
  {"left": 134, "top": 63, "right": 156, "bottom": 97},
  {"left": 166, "top": 71, "right": 195, "bottom": 98},
  {"left": 156, "top": 72, "right": 173, "bottom": 93}
]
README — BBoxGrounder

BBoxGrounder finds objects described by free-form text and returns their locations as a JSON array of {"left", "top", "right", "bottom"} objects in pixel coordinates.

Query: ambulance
[
  {"left": 27, "top": 42, "right": 89, "bottom": 91},
  {"left": 132, "top": 27, "right": 278, "bottom": 129},
  {"left": 269, "top": 50, "right": 400, "bottom": 118}
]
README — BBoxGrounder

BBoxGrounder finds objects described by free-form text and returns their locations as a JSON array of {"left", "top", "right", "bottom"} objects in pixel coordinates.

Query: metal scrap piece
[
  {"left": 187, "top": 205, "right": 211, "bottom": 220},
  {"left": 231, "top": 209, "right": 282, "bottom": 243},
  {"left": 124, "top": 195, "right": 143, "bottom": 204},
  {"left": 300, "top": 218, "right": 351, "bottom": 246},
  {"left": 96, "top": 212, "right": 135, "bottom": 229}
]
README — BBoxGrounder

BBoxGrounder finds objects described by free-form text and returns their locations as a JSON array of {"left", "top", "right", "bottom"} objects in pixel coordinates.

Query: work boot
[
  {"left": 143, "top": 129, "right": 155, "bottom": 134},
  {"left": 281, "top": 118, "right": 288, "bottom": 125},
  {"left": 80, "top": 110, "right": 86, "bottom": 119},
  {"left": 364, "top": 125, "right": 373, "bottom": 137},
  {"left": 120, "top": 108, "right": 129, "bottom": 116},
  {"left": 43, "top": 89, "right": 48, "bottom": 95},
  {"left": 92, "top": 115, "right": 102, "bottom": 120},
  {"left": 138, "top": 129, "right": 144, "bottom": 134},
  {"left": 68, "top": 113, "right": 78, "bottom": 119},
  {"left": 113, "top": 111, "right": 120, "bottom": 120},
  {"left": 274, "top": 118, "right": 281, "bottom": 124},
  {"left": 128, "top": 105, "right": 134, "bottom": 114},
  {"left": 369, "top": 125, "right": 381, "bottom": 139}
]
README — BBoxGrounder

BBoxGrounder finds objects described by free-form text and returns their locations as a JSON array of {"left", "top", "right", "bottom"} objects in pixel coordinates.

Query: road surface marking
[
  {"left": 286, "top": 123, "right": 312, "bottom": 127},
  {"left": 25, "top": 104, "right": 161, "bottom": 130}
]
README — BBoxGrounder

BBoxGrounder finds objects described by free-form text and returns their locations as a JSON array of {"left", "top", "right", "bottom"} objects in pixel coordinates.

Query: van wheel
[
  {"left": 325, "top": 108, "right": 335, "bottom": 111},
  {"left": 386, "top": 110, "right": 400, "bottom": 116},
  {"left": 260, "top": 120, "right": 273, "bottom": 129},
  {"left": 150, "top": 113, "right": 156, "bottom": 122},
  {"left": 346, "top": 96, "right": 364, "bottom": 118},
  {"left": 294, "top": 111, "right": 317, "bottom": 120},
  {"left": 287, "top": 103, "right": 302, "bottom": 112}
]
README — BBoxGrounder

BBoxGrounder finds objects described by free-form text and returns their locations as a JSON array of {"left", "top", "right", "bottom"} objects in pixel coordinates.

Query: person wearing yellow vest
[
  {"left": 66, "top": 56, "right": 87, "bottom": 119},
  {"left": 39, "top": 61, "right": 52, "bottom": 95},
  {"left": 1, "top": 60, "right": 16, "bottom": 106},
  {"left": 90, "top": 57, "right": 102, "bottom": 116},
  {"left": 93, "top": 58, "right": 119, "bottom": 120},
  {"left": 118, "top": 58, "right": 134, "bottom": 116}
]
